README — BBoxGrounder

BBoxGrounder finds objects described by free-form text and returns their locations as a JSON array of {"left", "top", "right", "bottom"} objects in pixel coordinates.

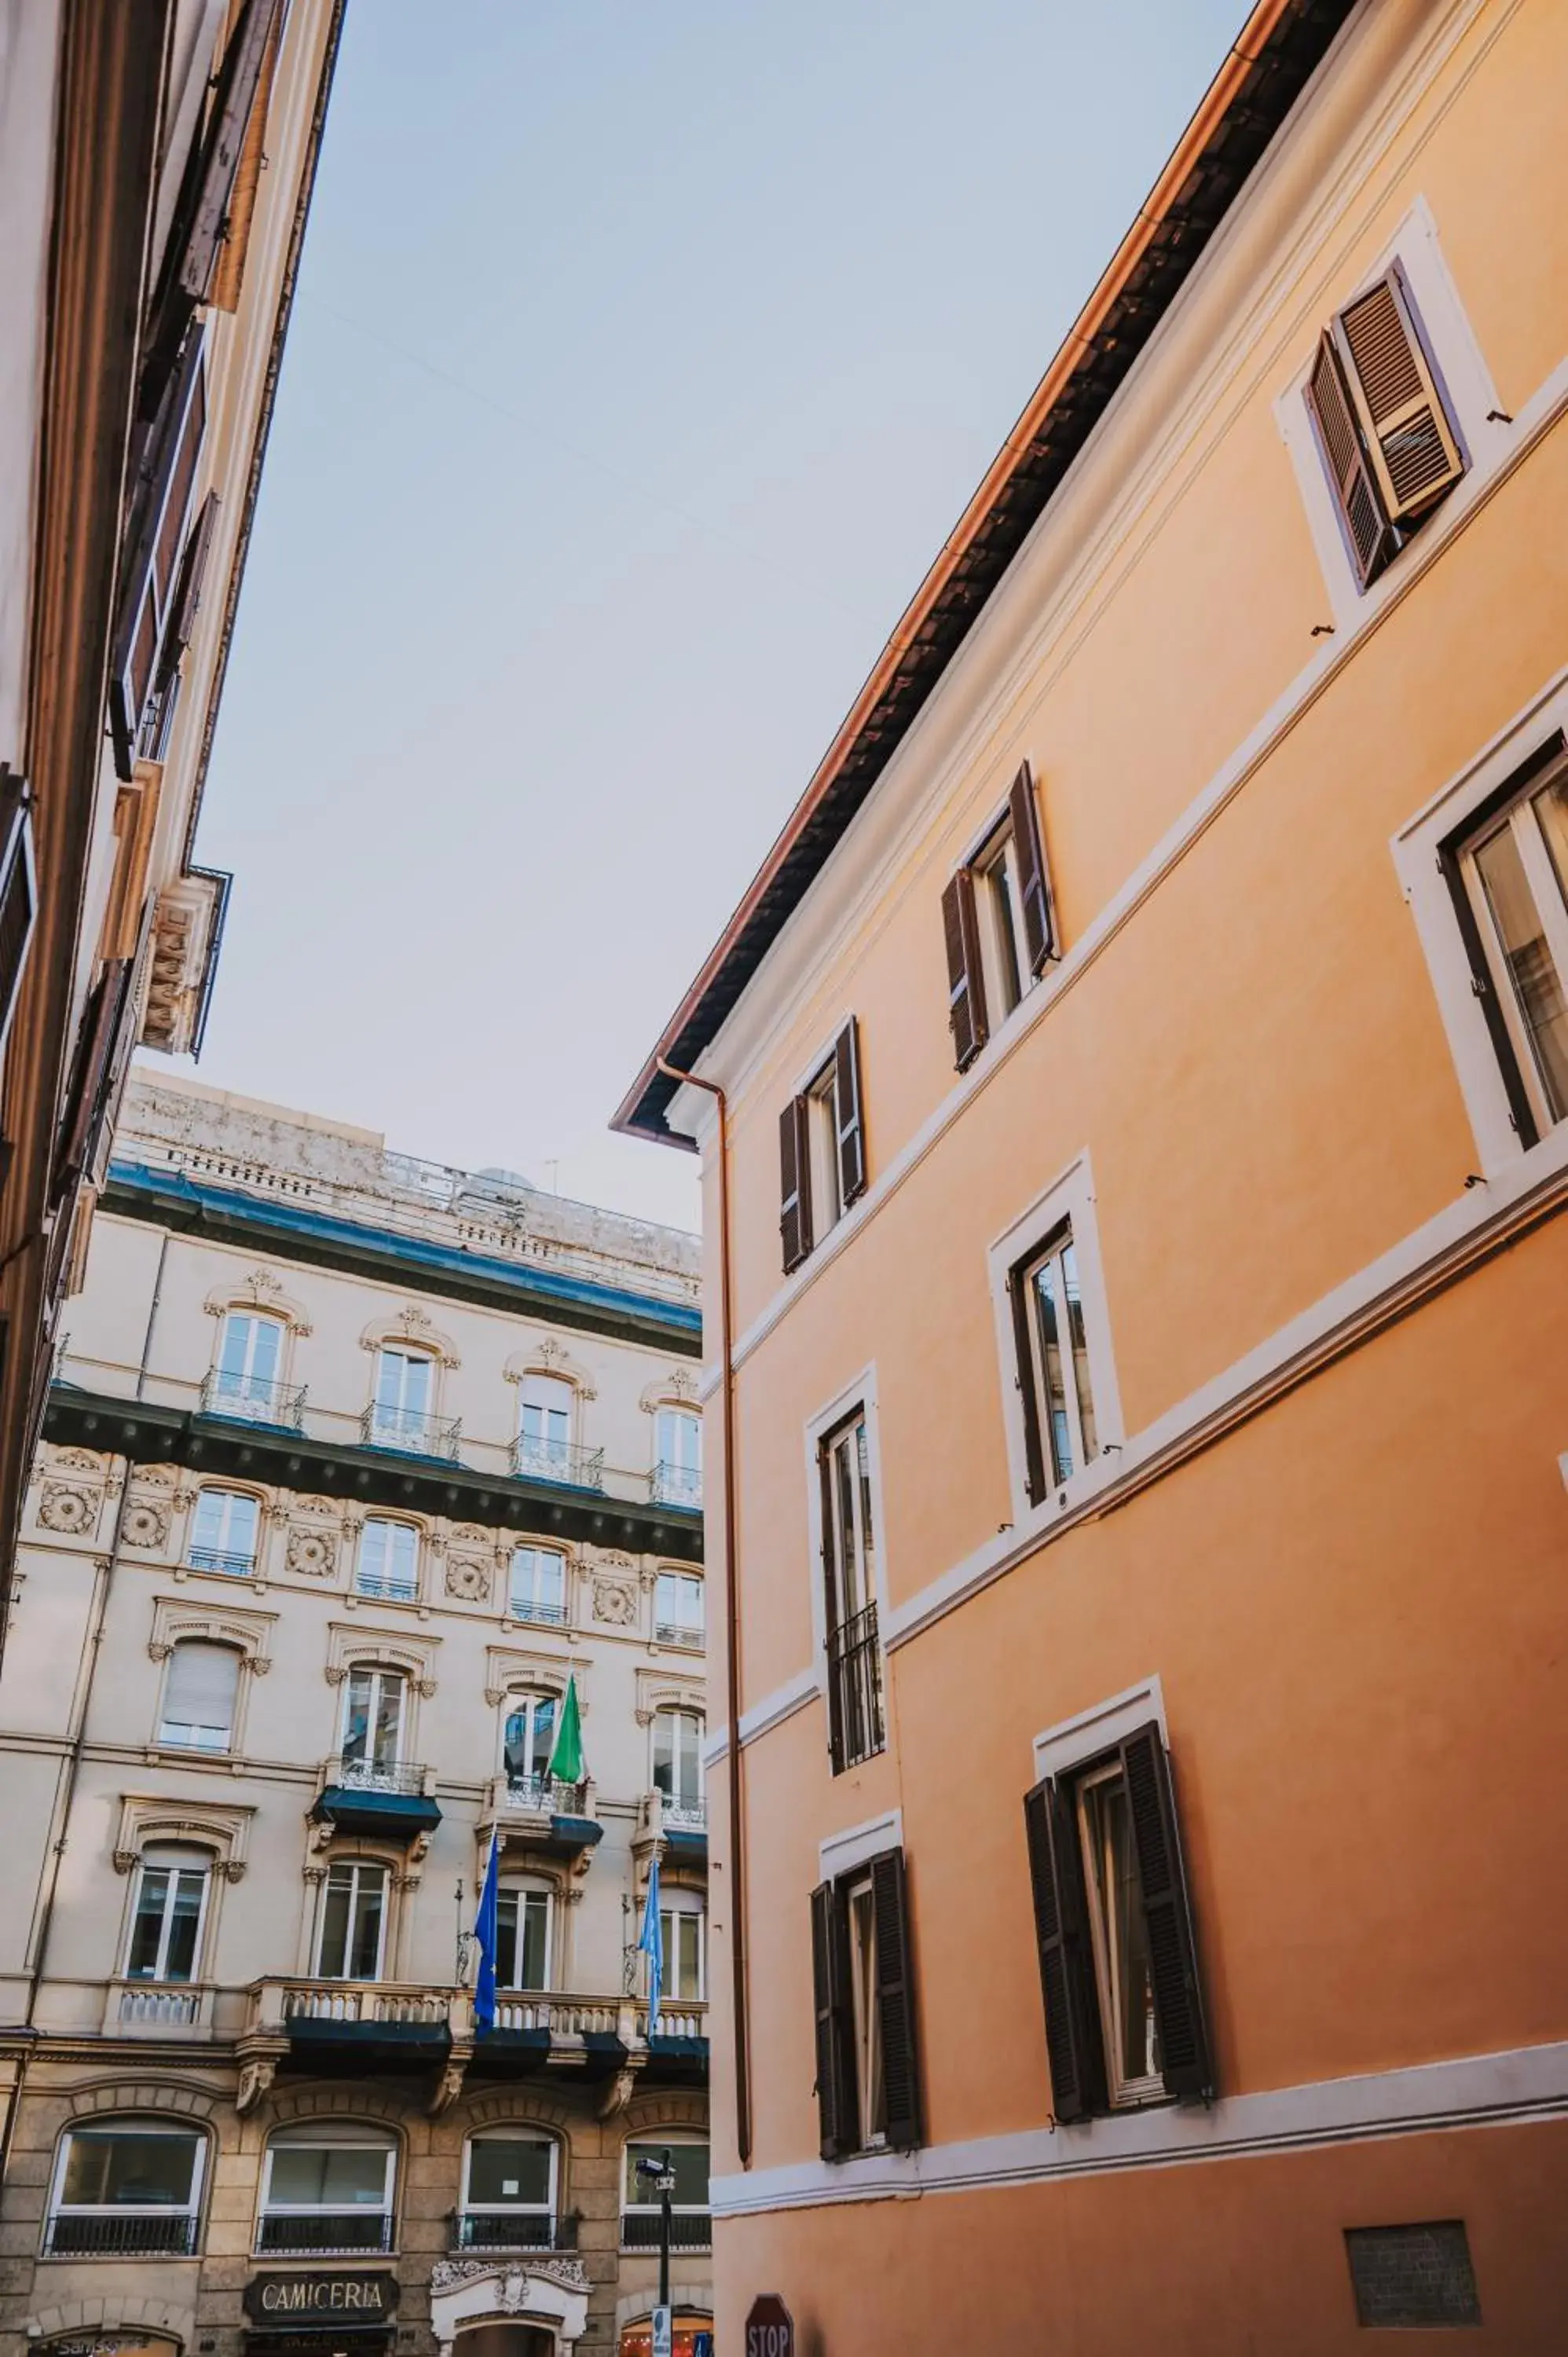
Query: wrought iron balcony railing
[
  {"left": 511, "top": 1433, "right": 604, "bottom": 1490},
  {"left": 44, "top": 2211, "right": 199, "bottom": 2256},
  {"left": 354, "top": 1567, "right": 419, "bottom": 1602},
  {"left": 452, "top": 2210, "right": 580, "bottom": 2253},
  {"left": 503, "top": 1772, "right": 587, "bottom": 1817},
  {"left": 329, "top": 1755, "right": 429, "bottom": 1798},
  {"left": 654, "top": 1616, "right": 705, "bottom": 1650},
  {"left": 200, "top": 1370, "right": 306, "bottom": 1431},
  {"left": 186, "top": 1544, "right": 257, "bottom": 1577},
  {"left": 826, "top": 1600, "right": 885, "bottom": 1774},
  {"left": 620, "top": 2212, "right": 712, "bottom": 2253},
  {"left": 507, "top": 1589, "right": 568, "bottom": 1628},
  {"left": 649, "top": 1459, "right": 702, "bottom": 1509},
  {"left": 360, "top": 1402, "right": 462, "bottom": 1460},
  {"left": 658, "top": 1794, "right": 707, "bottom": 1834},
  {"left": 256, "top": 2212, "right": 394, "bottom": 2255}
]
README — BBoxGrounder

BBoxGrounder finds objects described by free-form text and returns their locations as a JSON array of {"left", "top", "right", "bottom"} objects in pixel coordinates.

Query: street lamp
[{"left": 635, "top": 2148, "right": 678, "bottom": 2333}]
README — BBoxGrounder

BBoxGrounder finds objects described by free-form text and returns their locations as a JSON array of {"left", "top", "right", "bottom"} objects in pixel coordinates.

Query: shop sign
[
  {"left": 243, "top": 2275, "right": 398, "bottom": 2323},
  {"left": 745, "top": 2297, "right": 793, "bottom": 2357}
]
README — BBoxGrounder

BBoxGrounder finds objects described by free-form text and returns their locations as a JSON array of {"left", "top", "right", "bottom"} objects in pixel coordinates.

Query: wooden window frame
[
  {"left": 942, "top": 763, "right": 1057, "bottom": 1072},
  {"left": 1448, "top": 743, "right": 1568, "bottom": 1145},
  {"left": 809, "top": 1845, "right": 920, "bottom": 2161},
  {"left": 779, "top": 1017, "right": 866, "bottom": 1274}
]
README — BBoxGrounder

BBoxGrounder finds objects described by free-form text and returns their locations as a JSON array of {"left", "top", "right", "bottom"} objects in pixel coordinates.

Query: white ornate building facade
[{"left": 0, "top": 1074, "right": 711, "bottom": 2357}]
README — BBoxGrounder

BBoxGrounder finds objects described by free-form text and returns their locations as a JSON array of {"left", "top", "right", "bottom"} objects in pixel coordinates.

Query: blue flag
[
  {"left": 474, "top": 1831, "right": 500, "bottom": 2033},
  {"left": 638, "top": 1850, "right": 664, "bottom": 2035}
]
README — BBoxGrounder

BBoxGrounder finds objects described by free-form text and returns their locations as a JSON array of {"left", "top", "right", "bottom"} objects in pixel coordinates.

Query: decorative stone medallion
[
  {"left": 287, "top": 1527, "right": 337, "bottom": 1578},
  {"left": 38, "top": 1483, "right": 97, "bottom": 1536}
]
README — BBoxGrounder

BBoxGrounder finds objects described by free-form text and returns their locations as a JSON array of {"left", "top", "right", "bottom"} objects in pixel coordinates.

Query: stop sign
[{"left": 745, "top": 2295, "right": 793, "bottom": 2357}]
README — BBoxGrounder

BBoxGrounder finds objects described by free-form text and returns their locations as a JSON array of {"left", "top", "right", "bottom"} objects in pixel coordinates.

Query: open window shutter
[
  {"left": 1334, "top": 268, "right": 1464, "bottom": 529},
  {"left": 1120, "top": 1724, "right": 1211, "bottom": 2102},
  {"left": 209, "top": 1, "right": 284, "bottom": 312},
  {"left": 0, "top": 770, "right": 37, "bottom": 1055},
  {"left": 1009, "top": 1266, "right": 1048, "bottom": 1507},
  {"left": 940, "top": 871, "right": 988, "bottom": 1072},
  {"left": 1023, "top": 1776, "right": 1105, "bottom": 2123},
  {"left": 53, "top": 959, "right": 134, "bottom": 1208},
  {"left": 810, "top": 1880, "right": 855, "bottom": 2160},
  {"left": 156, "top": 491, "right": 220, "bottom": 692},
  {"left": 1304, "top": 334, "right": 1395, "bottom": 591},
  {"left": 110, "top": 335, "right": 208, "bottom": 779},
  {"left": 870, "top": 1848, "right": 921, "bottom": 2152},
  {"left": 1009, "top": 763, "right": 1056, "bottom": 976},
  {"left": 833, "top": 1018, "right": 866, "bottom": 1207},
  {"left": 179, "top": 0, "right": 285, "bottom": 304},
  {"left": 779, "top": 1095, "right": 812, "bottom": 1274}
]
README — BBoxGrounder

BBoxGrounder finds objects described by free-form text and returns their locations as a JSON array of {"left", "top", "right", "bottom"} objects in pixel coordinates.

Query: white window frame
[
  {"left": 987, "top": 1152, "right": 1123, "bottom": 1528},
  {"left": 46, "top": 2121, "right": 207, "bottom": 2256},
  {"left": 621, "top": 2133, "right": 709, "bottom": 2219},
  {"left": 212, "top": 1308, "right": 288, "bottom": 1415},
  {"left": 313, "top": 1858, "right": 390, "bottom": 1982},
  {"left": 804, "top": 1054, "right": 844, "bottom": 1239},
  {"left": 654, "top": 1568, "right": 705, "bottom": 1648},
  {"left": 370, "top": 1343, "right": 435, "bottom": 1446},
  {"left": 156, "top": 1637, "right": 243, "bottom": 1754},
  {"left": 496, "top": 1879, "right": 555, "bottom": 1992},
  {"left": 503, "top": 1689, "right": 560, "bottom": 1801},
  {"left": 1276, "top": 196, "right": 1511, "bottom": 629},
  {"left": 123, "top": 1847, "right": 212, "bottom": 1984},
  {"left": 518, "top": 1372, "right": 575, "bottom": 1475},
  {"left": 354, "top": 1516, "right": 420, "bottom": 1603},
  {"left": 656, "top": 1886, "right": 707, "bottom": 2004},
  {"left": 652, "top": 1705, "right": 705, "bottom": 1816},
  {"left": 653, "top": 1404, "right": 703, "bottom": 1505},
  {"left": 1392, "top": 667, "right": 1568, "bottom": 1177},
  {"left": 969, "top": 805, "right": 1031, "bottom": 1024},
  {"left": 186, "top": 1485, "right": 261, "bottom": 1576},
  {"left": 844, "top": 1868, "right": 887, "bottom": 2150},
  {"left": 258, "top": 2128, "right": 396, "bottom": 2250},
  {"left": 340, "top": 1662, "right": 408, "bottom": 1772},
  {"left": 803, "top": 1365, "right": 892, "bottom": 1712},
  {"left": 460, "top": 2131, "right": 559, "bottom": 2225},
  {"left": 508, "top": 1545, "right": 567, "bottom": 1627}
]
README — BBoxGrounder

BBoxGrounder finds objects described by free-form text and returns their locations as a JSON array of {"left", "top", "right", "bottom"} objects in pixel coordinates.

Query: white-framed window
[
  {"left": 1013, "top": 1222, "right": 1098, "bottom": 1494},
  {"left": 186, "top": 1485, "right": 260, "bottom": 1576},
  {"left": 652, "top": 1406, "right": 702, "bottom": 1508},
  {"left": 652, "top": 1706, "right": 704, "bottom": 1821},
  {"left": 45, "top": 2121, "right": 206, "bottom": 2257},
  {"left": 654, "top": 1570, "right": 704, "bottom": 1648},
  {"left": 518, "top": 1373, "right": 574, "bottom": 1478},
  {"left": 458, "top": 2131, "right": 559, "bottom": 2251},
  {"left": 987, "top": 1154, "right": 1123, "bottom": 1523},
  {"left": 496, "top": 1881, "right": 553, "bottom": 1992},
  {"left": 504, "top": 1689, "right": 559, "bottom": 1802},
  {"left": 1073, "top": 1756, "right": 1163, "bottom": 2109},
  {"left": 508, "top": 1545, "right": 567, "bottom": 1627},
  {"left": 315, "top": 1860, "right": 388, "bottom": 1981},
  {"left": 810, "top": 1837, "right": 920, "bottom": 2160},
  {"left": 1452, "top": 750, "right": 1568, "bottom": 1138},
  {"left": 257, "top": 2124, "right": 396, "bottom": 2255},
  {"left": 157, "top": 1639, "right": 240, "bottom": 1752},
  {"left": 355, "top": 1516, "right": 419, "bottom": 1602},
  {"left": 818, "top": 1408, "right": 883, "bottom": 1775},
  {"left": 621, "top": 2135, "right": 710, "bottom": 2253},
  {"left": 369, "top": 1345, "right": 434, "bottom": 1449},
  {"left": 124, "top": 1844, "right": 211, "bottom": 1984},
  {"left": 213, "top": 1309, "right": 286, "bottom": 1417},
  {"left": 341, "top": 1664, "right": 407, "bottom": 1777},
  {"left": 779, "top": 1020, "right": 866, "bottom": 1274},
  {"left": 844, "top": 1870, "right": 887, "bottom": 2148},
  {"left": 658, "top": 1889, "right": 705, "bottom": 2003}
]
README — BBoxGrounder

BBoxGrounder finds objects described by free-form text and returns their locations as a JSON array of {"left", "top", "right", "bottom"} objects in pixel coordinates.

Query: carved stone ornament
[
  {"left": 38, "top": 1483, "right": 97, "bottom": 1535},
  {"left": 295, "top": 1494, "right": 338, "bottom": 1517},
  {"left": 428, "top": 2059, "right": 469, "bottom": 2117},
  {"left": 592, "top": 1578, "right": 636, "bottom": 1627},
  {"left": 52, "top": 1447, "right": 108, "bottom": 1475},
  {"left": 445, "top": 1557, "right": 490, "bottom": 1603},
  {"left": 430, "top": 2256, "right": 591, "bottom": 2300},
  {"left": 123, "top": 1498, "right": 171, "bottom": 1549},
  {"left": 287, "top": 1527, "right": 338, "bottom": 1578},
  {"left": 236, "top": 2056, "right": 277, "bottom": 2115}
]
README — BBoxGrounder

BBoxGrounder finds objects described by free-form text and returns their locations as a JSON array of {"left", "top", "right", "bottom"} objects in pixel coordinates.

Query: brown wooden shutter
[
  {"left": 779, "top": 1095, "right": 812, "bottom": 1274},
  {"left": 1334, "top": 268, "right": 1464, "bottom": 528},
  {"left": 156, "top": 491, "right": 220, "bottom": 691},
  {"left": 180, "top": 0, "right": 285, "bottom": 303},
  {"left": 810, "top": 1879, "right": 855, "bottom": 2160},
  {"left": 1303, "top": 334, "right": 1395, "bottom": 591},
  {"left": 209, "top": 1, "right": 284, "bottom": 312},
  {"left": 833, "top": 1018, "right": 866, "bottom": 1207},
  {"left": 0, "top": 770, "right": 37, "bottom": 1057},
  {"left": 1023, "top": 1776, "right": 1105, "bottom": 2123},
  {"left": 1009, "top": 762, "right": 1056, "bottom": 977},
  {"left": 1009, "top": 1263, "right": 1048, "bottom": 1506},
  {"left": 1119, "top": 1723, "right": 1211, "bottom": 2103},
  {"left": 52, "top": 959, "right": 134, "bottom": 1209},
  {"left": 940, "top": 871, "right": 988, "bottom": 1071},
  {"left": 870, "top": 1847, "right": 921, "bottom": 2152},
  {"left": 110, "top": 335, "right": 208, "bottom": 778}
]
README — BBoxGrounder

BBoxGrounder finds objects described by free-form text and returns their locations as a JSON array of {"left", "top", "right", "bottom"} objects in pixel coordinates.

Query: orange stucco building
[{"left": 614, "top": 0, "right": 1568, "bottom": 2345}]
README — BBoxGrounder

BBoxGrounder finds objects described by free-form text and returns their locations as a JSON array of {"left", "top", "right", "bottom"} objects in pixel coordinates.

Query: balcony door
[
  {"left": 504, "top": 1691, "right": 558, "bottom": 1800},
  {"left": 214, "top": 1310, "right": 284, "bottom": 1415},
  {"left": 518, "top": 1373, "right": 573, "bottom": 1477},
  {"left": 372, "top": 1345, "right": 433, "bottom": 1446},
  {"left": 652, "top": 1707, "right": 704, "bottom": 1820},
  {"left": 342, "top": 1666, "right": 406, "bottom": 1780}
]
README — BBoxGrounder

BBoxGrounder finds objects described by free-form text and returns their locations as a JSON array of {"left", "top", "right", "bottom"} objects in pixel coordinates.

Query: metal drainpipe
[{"left": 656, "top": 1058, "right": 749, "bottom": 2168}]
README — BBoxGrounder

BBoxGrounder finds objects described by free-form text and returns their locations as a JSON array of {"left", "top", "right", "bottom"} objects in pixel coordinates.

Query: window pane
[
  {"left": 1061, "top": 1241, "right": 1098, "bottom": 1463},
  {"left": 468, "top": 2138, "right": 552, "bottom": 2207},
  {"left": 318, "top": 1876, "right": 351, "bottom": 1978},
  {"left": 495, "top": 1891, "right": 518, "bottom": 1987},
  {"left": 163, "top": 1871, "right": 205, "bottom": 1981},
  {"left": 1031, "top": 1254, "right": 1074, "bottom": 1483},
  {"left": 1475, "top": 819, "right": 1568, "bottom": 1118},
  {"left": 343, "top": 1672, "right": 372, "bottom": 1761},
  {"left": 519, "top": 1890, "right": 550, "bottom": 1989},
  {"left": 372, "top": 1673, "right": 403, "bottom": 1761},
  {"left": 126, "top": 1871, "right": 172, "bottom": 1978},
  {"left": 62, "top": 2130, "right": 199, "bottom": 2209},
  {"left": 625, "top": 2142, "right": 710, "bottom": 2208},
  {"left": 269, "top": 2144, "right": 388, "bottom": 2209},
  {"left": 350, "top": 1871, "right": 384, "bottom": 1978},
  {"left": 1082, "top": 1769, "right": 1160, "bottom": 2091}
]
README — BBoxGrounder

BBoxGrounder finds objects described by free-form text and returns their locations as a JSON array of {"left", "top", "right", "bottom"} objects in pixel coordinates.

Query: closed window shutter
[
  {"left": 1023, "top": 1776, "right": 1105, "bottom": 2124},
  {"left": 156, "top": 491, "right": 221, "bottom": 695},
  {"left": 164, "top": 1641, "right": 239, "bottom": 1736},
  {"left": 53, "top": 958, "right": 134, "bottom": 1209},
  {"left": 870, "top": 1848, "right": 921, "bottom": 2152},
  {"left": 1335, "top": 267, "right": 1464, "bottom": 529},
  {"left": 110, "top": 335, "right": 208, "bottom": 779},
  {"left": 833, "top": 1017, "right": 867, "bottom": 1206},
  {"left": 940, "top": 871, "right": 988, "bottom": 1072},
  {"left": 1009, "top": 763, "right": 1056, "bottom": 976},
  {"left": 0, "top": 771, "right": 37, "bottom": 1056},
  {"left": 779, "top": 1095, "right": 812, "bottom": 1274},
  {"left": 1304, "top": 334, "right": 1395, "bottom": 591},
  {"left": 809, "top": 1880, "right": 855, "bottom": 2161},
  {"left": 1009, "top": 1265, "right": 1048, "bottom": 1506},
  {"left": 1119, "top": 1723, "right": 1212, "bottom": 2102}
]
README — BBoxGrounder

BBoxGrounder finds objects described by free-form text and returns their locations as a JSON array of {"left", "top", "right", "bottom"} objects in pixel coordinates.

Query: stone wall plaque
[
  {"left": 243, "top": 2274, "right": 399, "bottom": 2324},
  {"left": 1345, "top": 2221, "right": 1480, "bottom": 2327}
]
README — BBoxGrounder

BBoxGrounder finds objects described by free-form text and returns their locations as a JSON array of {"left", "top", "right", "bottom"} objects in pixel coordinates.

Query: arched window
[
  {"left": 654, "top": 1570, "right": 704, "bottom": 1649},
  {"left": 652, "top": 1406, "right": 702, "bottom": 1508},
  {"left": 355, "top": 1517, "right": 419, "bottom": 1602},
  {"left": 509, "top": 1544, "right": 567, "bottom": 1627},
  {"left": 458, "top": 2128, "right": 560, "bottom": 2251},
  {"left": 621, "top": 2134, "right": 709, "bottom": 2253},
  {"left": 258, "top": 2123, "right": 396, "bottom": 2254},
  {"left": 340, "top": 1665, "right": 407, "bottom": 1780},
  {"left": 158, "top": 1639, "right": 240, "bottom": 1751},
  {"left": 496, "top": 1877, "right": 554, "bottom": 1993},
  {"left": 503, "top": 1691, "right": 558, "bottom": 1802},
  {"left": 316, "top": 1859, "right": 388, "bottom": 1981},
  {"left": 187, "top": 1486, "right": 260, "bottom": 1575},
  {"left": 658, "top": 1887, "right": 705, "bottom": 2005},
  {"left": 517, "top": 1371, "right": 574, "bottom": 1479},
  {"left": 213, "top": 1309, "right": 287, "bottom": 1419},
  {"left": 369, "top": 1344, "right": 435, "bottom": 1450},
  {"left": 652, "top": 1706, "right": 704, "bottom": 1824},
  {"left": 125, "top": 1843, "right": 211, "bottom": 1984},
  {"left": 46, "top": 2119, "right": 206, "bottom": 2256}
]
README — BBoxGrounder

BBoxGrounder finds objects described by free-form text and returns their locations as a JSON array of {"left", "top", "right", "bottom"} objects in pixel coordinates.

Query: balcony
[
  {"left": 452, "top": 2211, "right": 580, "bottom": 2253},
  {"left": 649, "top": 1460, "right": 702, "bottom": 1510},
  {"left": 360, "top": 1402, "right": 462, "bottom": 1461},
  {"left": 639, "top": 1787, "right": 707, "bottom": 1870},
  {"left": 104, "top": 1979, "right": 215, "bottom": 2036},
  {"left": 511, "top": 1433, "right": 604, "bottom": 1490},
  {"left": 485, "top": 1773, "right": 603, "bottom": 1861},
  {"left": 247, "top": 1976, "right": 455, "bottom": 2070},
  {"left": 310, "top": 1756, "right": 441, "bottom": 1844},
  {"left": 199, "top": 1369, "right": 306, "bottom": 1431},
  {"left": 256, "top": 2212, "right": 394, "bottom": 2256},
  {"left": 185, "top": 1544, "right": 257, "bottom": 1577},
  {"left": 827, "top": 1600, "right": 885, "bottom": 1773},
  {"left": 507, "top": 1591, "right": 568, "bottom": 1629},
  {"left": 43, "top": 2210, "right": 199, "bottom": 2257},
  {"left": 653, "top": 1615, "right": 704, "bottom": 1651},
  {"left": 620, "top": 2212, "right": 712, "bottom": 2254}
]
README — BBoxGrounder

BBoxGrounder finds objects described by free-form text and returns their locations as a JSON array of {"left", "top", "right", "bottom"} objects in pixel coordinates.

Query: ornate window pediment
[
  {"left": 504, "top": 1336, "right": 596, "bottom": 1400},
  {"left": 325, "top": 1622, "right": 439, "bottom": 1695},
  {"left": 148, "top": 1595, "right": 276, "bottom": 1671},
  {"left": 485, "top": 1648, "right": 588, "bottom": 1712},
  {"left": 639, "top": 1368, "right": 698, "bottom": 1414},
  {"left": 113, "top": 1791, "right": 255, "bottom": 1879},
  {"left": 203, "top": 1268, "right": 313, "bottom": 1335},
  {"left": 359, "top": 1303, "right": 460, "bottom": 1368},
  {"left": 634, "top": 1668, "right": 703, "bottom": 1728}
]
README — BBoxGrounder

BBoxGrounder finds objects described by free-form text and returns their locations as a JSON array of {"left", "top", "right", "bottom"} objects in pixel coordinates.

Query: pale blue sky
[{"left": 184, "top": 0, "right": 1244, "bottom": 1230}]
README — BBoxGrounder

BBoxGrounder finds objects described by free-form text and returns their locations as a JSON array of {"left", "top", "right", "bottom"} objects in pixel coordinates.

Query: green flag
[{"left": 547, "top": 1673, "right": 584, "bottom": 1786}]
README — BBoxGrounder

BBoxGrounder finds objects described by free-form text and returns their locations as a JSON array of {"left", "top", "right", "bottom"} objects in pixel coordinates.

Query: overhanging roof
[{"left": 613, "top": 0, "right": 1357, "bottom": 1148}]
